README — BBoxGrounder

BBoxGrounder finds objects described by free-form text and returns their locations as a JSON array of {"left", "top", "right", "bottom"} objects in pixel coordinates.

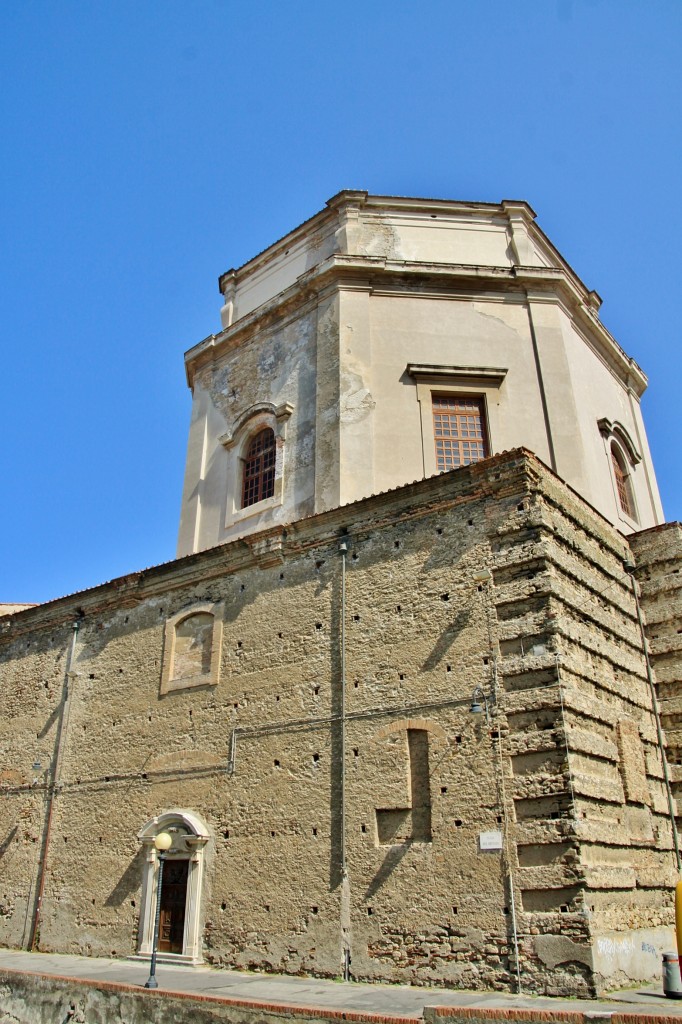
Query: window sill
[
  {"left": 225, "top": 493, "right": 281, "bottom": 529},
  {"left": 617, "top": 509, "right": 640, "bottom": 532}
]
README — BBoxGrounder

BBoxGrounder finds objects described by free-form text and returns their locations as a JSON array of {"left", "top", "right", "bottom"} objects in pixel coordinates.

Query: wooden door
[{"left": 158, "top": 858, "right": 189, "bottom": 954}]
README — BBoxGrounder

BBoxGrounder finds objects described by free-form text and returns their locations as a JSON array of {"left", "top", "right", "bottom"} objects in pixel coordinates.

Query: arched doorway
[{"left": 137, "top": 810, "right": 210, "bottom": 965}]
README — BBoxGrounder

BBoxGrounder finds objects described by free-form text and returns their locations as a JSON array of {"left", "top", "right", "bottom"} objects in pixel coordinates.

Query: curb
[{"left": 0, "top": 967, "right": 418, "bottom": 1023}]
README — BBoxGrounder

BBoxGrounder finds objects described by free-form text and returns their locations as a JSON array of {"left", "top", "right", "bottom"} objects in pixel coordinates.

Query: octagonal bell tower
[{"left": 177, "top": 190, "right": 663, "bottom": 557}]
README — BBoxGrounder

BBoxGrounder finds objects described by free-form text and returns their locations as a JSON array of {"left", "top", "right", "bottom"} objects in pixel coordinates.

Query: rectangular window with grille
[{"left": 432, "top": 395, "right": 488, "bottom": 471}]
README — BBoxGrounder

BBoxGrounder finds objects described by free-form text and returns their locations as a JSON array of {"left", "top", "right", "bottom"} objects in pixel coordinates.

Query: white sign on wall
[{"left": 479, "top": 830, "right": 503, "bottom": 851}]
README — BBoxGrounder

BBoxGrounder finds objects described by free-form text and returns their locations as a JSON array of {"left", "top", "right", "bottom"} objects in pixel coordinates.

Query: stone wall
[
  {"left": 0, "top": 967, "right": 657, "bottom": 1024},
  {"left": 500, "top": 472, "right": 676, "bottom": 992},
  {"left": 630, "top": 523, "right": 682, "bottom": 822},
  {"left": 0, "top": 969, "right": 398, "bottom": 1024},
  {"left": 0, "top": 451, "right": 676, "bottom": 996}
]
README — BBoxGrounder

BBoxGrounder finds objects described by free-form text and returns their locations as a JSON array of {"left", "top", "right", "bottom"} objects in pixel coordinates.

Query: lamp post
[
  {"left": 469, "top": 685, "right": 492, "bottom": 723},
  {"left": 144, "top": 831, "right": 173, "bottom": 989}
]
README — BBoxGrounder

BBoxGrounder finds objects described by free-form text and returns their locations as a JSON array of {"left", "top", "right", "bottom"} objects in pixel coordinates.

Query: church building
[{"left": 1, "top": 192, "right": 680, "bottom": 999}]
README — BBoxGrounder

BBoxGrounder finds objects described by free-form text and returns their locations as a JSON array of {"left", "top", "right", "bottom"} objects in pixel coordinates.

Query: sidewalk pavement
[{"left": 1, "top": 948, "right": 682, "bottom": 1020}]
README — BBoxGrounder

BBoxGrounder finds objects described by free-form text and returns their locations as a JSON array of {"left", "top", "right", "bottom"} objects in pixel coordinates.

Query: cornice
[
  {"left": 364, "top": 193, "right": 522, "bottom": 218},
  {"left": 217, "top": 192, "right": 519, "bottom": 295},
  {"left": 325, "top": 188, "right": 369, "bottom": 211},
  {"left": 190, "top": 258, "right": 529, "bottom": 380},
  {"left": 407, "top": 364, "right": 508, "bottom": 387},
  {"left": 214, "top": 192, "right": 606, "bottom": 330},
  {"left": 186, "top": 254, "right": 647, "bottom": 395},
  {"left": 217, "top": 201, "right": 341, "bottom": 295}
]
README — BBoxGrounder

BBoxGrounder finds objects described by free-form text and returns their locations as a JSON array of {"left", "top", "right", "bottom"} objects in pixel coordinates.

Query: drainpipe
[
  {"left": 524, "top": 294, "right": 558, "bottom": 474},
  {"left": 339, "top": 538, "right": 348, "bottom": 878},
  {"left": 476, "top": 570, "right": 522, "bottom": 993},
  {"left": 624, "top": 564, "right": 681, "bottom": 872},
  {"left": 30, "top": 616, "right": 81, "bottom": 950},
  {"left": 338, "top": 538, "right": 351, "bottom": 981},
  {"left": 503, "top": 824, "right": 522, "bottom": 995},
  {"left": 489, "top": 664, "right": 522, "bottom": 994}
]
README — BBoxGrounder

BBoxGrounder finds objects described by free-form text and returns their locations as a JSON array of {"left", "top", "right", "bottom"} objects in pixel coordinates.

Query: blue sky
[{"left": 1, "top": 1, "right": 680, "bottom": 604}]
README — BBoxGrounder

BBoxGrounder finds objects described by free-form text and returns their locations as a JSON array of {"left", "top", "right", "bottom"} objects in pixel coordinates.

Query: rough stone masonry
[{"left": 0, "top": 450, "right": 679, "bottom": 997}]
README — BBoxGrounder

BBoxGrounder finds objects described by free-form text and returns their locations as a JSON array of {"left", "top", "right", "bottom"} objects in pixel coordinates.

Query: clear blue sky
[{"left": 1, "top": 1, "right": 680, "bottom": 604}]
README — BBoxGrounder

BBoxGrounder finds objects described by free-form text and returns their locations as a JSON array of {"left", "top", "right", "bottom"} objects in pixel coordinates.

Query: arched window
[
  {"left": 598, "top": 418, "right": 641, "bottom": 526},
  {"left": 218, "top": 403, "right": 292, "bottom": 530},
  {"left": 242, "top": 428, "right": 276, "bottom": 508},
  {"left": 611, "top": 444, "right": 635, "bottom": 519}
]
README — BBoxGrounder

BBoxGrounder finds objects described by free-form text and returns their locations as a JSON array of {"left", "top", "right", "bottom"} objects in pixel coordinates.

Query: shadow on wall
[
  {"left": 422, "top": 606, "right": 473, "bottom": 672},
  {"left": 365, "top": 839, "right": 414, "bottom": 901},
  {"left": 37, "top": 702, "right": 62, "bottom": 741},
  {"left": 104, "top": 848, "right": 146, "bottom": 908},
  {"left": 365, "top": 727, "right": 434, "bottom": 899},
  {"left": 0, "top": 826, "right": 18, "bottom": 860}
]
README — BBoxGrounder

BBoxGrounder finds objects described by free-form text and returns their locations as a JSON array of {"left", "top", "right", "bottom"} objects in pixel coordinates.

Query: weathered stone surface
[
  {"left": 0, "top": 969, "right": 377, "bottom": 1024},
  {"left": 0, "top": 452, "right": 678, "bottom": 997}
]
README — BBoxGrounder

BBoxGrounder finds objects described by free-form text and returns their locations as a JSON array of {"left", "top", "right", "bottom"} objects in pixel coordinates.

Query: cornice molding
[
  {"left": 186, "top": 255, "right": 646, "bottom": 396},
  {"left": 407, "top": 364, "right": 508, "bottom": 387}
]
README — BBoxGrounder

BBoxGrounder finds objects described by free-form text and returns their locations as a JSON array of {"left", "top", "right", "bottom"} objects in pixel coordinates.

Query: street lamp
[
  {"left": 144, "top": 831, "right": 173, "bottom": 989},
  {"left": 469, "top": 686, "right": 492, "bottom": 723}
]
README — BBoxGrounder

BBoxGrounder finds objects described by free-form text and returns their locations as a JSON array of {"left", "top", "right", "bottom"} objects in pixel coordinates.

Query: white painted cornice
[
  {"left": 407, "top": 364, "right": 508, "bottom": 386},
  {"left": 186, "top": 252, "right": 646, "bottom": 395},
  {"left": 217, "top": 192, "right": 519, "bottom": 295}
]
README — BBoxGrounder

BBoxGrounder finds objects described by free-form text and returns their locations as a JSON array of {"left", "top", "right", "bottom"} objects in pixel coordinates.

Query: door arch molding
[{"left": 137, "top": 810, "right": 210, "bottom": 964}]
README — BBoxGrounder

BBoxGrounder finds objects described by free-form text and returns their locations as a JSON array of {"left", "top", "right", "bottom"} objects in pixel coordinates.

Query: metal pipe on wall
[
  {"left": 477, "top": 571, "right": 521, "bottom": 993},
  {"left": 30, "top": 616, "right": 81, "bottom": 951},
  {"left": 338, "top": 537, "right": 351, "bottom": 981},
  {"left": 524, "top": 294, "right": 558, "bottom": 475},
  {"left": 339, "top": 538, "right": 348, "bottom": 878}
]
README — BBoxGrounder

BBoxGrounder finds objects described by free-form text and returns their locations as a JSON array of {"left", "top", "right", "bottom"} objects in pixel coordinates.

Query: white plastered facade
[{"left": 177, "top": 192, "right": 663, "bottom": 557}]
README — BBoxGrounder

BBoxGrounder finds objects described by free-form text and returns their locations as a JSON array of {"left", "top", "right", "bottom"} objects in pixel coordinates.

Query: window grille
[
  {"left": 432, "top": 395, "right": 488, "bottom": 471},
  {"left": 242, "top": 428, "right": 276, "bottom": 508}
]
